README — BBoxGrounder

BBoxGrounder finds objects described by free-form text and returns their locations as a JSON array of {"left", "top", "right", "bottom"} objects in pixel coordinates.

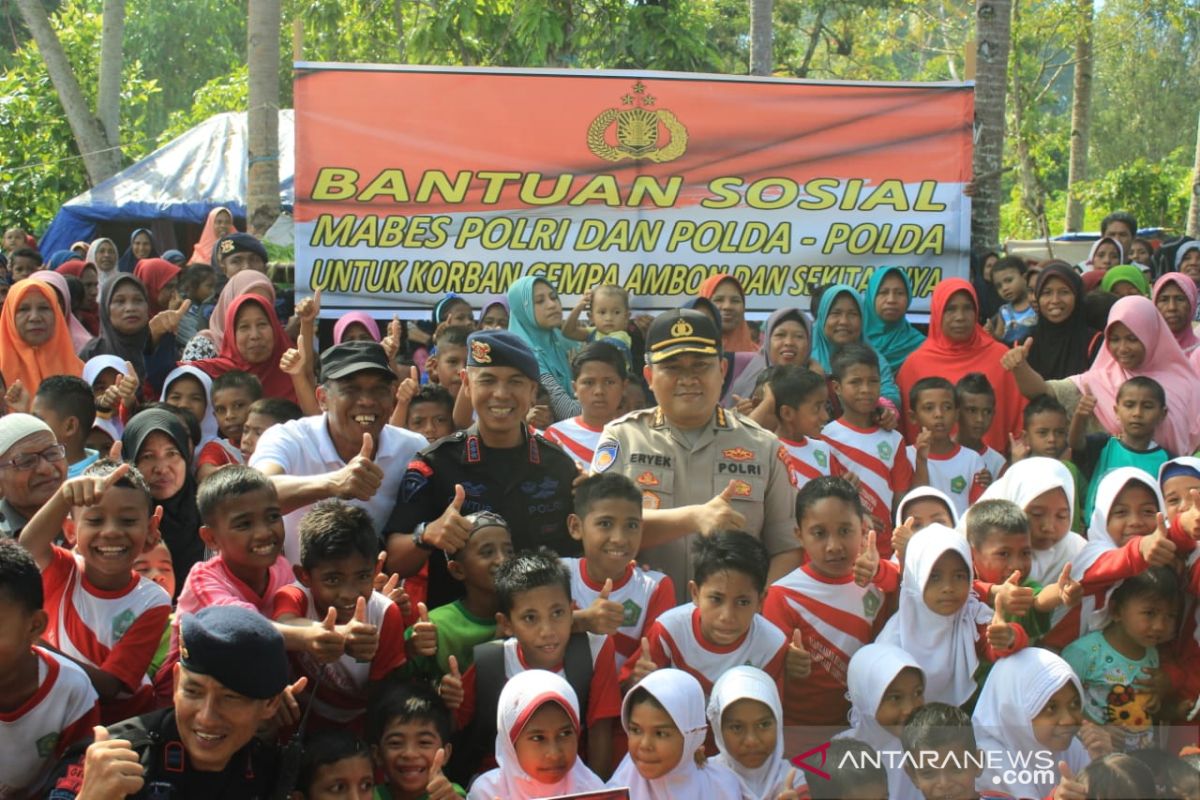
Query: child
[
  {"left": 838, "top": 643, "right": 925, "bottom": 800},
  {"left": 238, "top": 396, "right": 303, "bottom": 461},
  {"left": 906, "top": 376, "right": 989, "bottom": 516},
  {"left": 369, "top": 682, "right": 466, "bottom": 800},
  {"left": 0, "top": 540, "right": 99, "bottom": 797},
  {"left": 133, "top": 540, "right": 175, "bottom": 678},
  {"left": 210, "top": 368, "right": 263, "bottom": 454},
  {"left": 900, "top": 703, "right": 995, "bottom": 800},
  {"left": 771, "top": 365, "right": 833, "bottom": 489},
  {"left": 824, "top": 343, "right": 913, "bottom": 557},
  {"left": 890, "top": 486, "right": 958, "bottom": 564},
  {"left": 272, "top": 500, "right": 408, "bottom": 729},
  {"left": 17, "top": 459, "right": 170, "bottom": 723},
  {"left": 407, "top": 510, "right": 513, "bottom": 680},
  {"left": 405, "top": 385, "right": 455, "bottom": 443},
  {"left": 954, "top": 372, "right": 1006, "bottom": 479},
  {"left": 563, "top": 285, "right": 634, "bottom": 371},
  {"left": 427, "top": 325, "right": 469, "bottom": 399},
  {"left": 706, "top": 666, "right": 804, "bottom": 800},
  {"left": 991, "top": 255, "right": 1036, "bottom": 343},
  {"left": 1073, "top": 376, "right": 1171, "bottom": 521},
  {"left": 763, "top": 477, "right": 899, "bottom": 733},
  {"left": 32, "top": 375, "right": 99, "bottom": 477},
  {"left": 444, "top": 549, "right": 619, "bottom": 778},
  {"left": 175, "top": 264, "right": 216, "bottom": 348},
  {"left": 609, "top": 669, "right": 743, "bottom": 799},
  {"left": 973, "top": 646, "right": 1091, "bottom": 799},
  {"left": 468, "top": 669, "right": 604, "bottom": 799},
  {"left": 1018, "top": 395, "right": 1087, "bottom": 532},
  {"left": 807, "top": 739, "right": 888, "bottom": 800},
  {"left": 1062, "top": 566, "right": 1179, "bottom": 752},
  {"left": 1069, "top": 754, "right": 1158, "bottom": 798},
  {"left": 1158, "top": 457, "right": 1200, "bottom": 721},
  {"left": 293, "top": 729, "right": 376, "bottom": 800},
  {"left": 623, "top": 531, "right": 787, "bottom": 697},
  {"left": 565, "top": 473, "right": 674, "bottom": 670},
  {"left": 480, "top": 297, "right": 509, "bottom": 331},
  {"left": 877, "top": 525, "right": 1025, "bottom": 705},
  {"left": 160, "top": 365, "right": 242, "bottom": 478},
  {"left": 2, "top": 225, "right": 26, "bottom": 255},
  {"left": 434, "top": 295, "right": 475, "bottom": 330},
  {"left": 545, "top": 342, "right": 628, "bottom": 469},
  {"left": 83, "top": 355, "right": 138, "bottom": 441},
  {"left": 1045, "top": 467, "right": 1179, "bottom": 649}
]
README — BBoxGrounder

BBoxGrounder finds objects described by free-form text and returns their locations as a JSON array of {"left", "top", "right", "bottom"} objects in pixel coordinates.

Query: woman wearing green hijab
[
  {"left": 863, "top": 266, "right": 926, "bottom": 374},
  {"left": 507, "top": 275, "right": 581, "bottom": 421},
  {"left": 1099, "top": 265, "right": 1150, "bottom": 298},
  {"left": 810, "top": 284, "right": 901, "bottom": 406}
]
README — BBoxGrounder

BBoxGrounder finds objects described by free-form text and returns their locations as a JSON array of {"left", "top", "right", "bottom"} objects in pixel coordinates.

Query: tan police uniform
[{"left": 591, "top": 403, "right": 798, "bottom": 602}]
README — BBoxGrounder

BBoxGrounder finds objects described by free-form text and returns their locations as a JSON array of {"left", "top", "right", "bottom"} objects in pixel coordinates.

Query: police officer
[
  {"left": 592, "top": 308, "right": 801, "bottom": 601},
  {"left": 48, "top": 606, "right": 293, "bottom": 799},
  {"left": 385, "top": 329, "right": 580, "bottom": 608}
]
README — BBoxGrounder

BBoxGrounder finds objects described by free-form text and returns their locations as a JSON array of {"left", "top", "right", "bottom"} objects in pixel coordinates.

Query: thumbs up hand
[
  {"left": 986, "top": 596, "right": 1016, "bottom": 651},
  {"left": 1140, "top": 512, "right": 1178, "bottom": 567},
  {"left": 1001, "top": 336, "right": 1033, "bottom": 371},
  {"left": 330, "top": 433, "right": 384, "bottom": 501},
  {"left": 775, "top": 769, "right": 803, "bottom": 799},
  {"left": 341, "top": 596, "right": 380, "bottom": 662},
  {"left": 1057, "top": 562, "right": 1082, "bottom": 608},
  {"left": 422, "top": 484, "right": 473, "bottom": 553},
  {"left": 1075, "top": 385, "right": 1097, "bottom": 419},
  {"left": 1053, "top": 760, "right": 1087, "bottom": 800},
  {"left": 79, "top": 725, "right": 145, "bottom": 799},
  {"left": 630, "top": 636, "right": 658, "bottom": 684},
  {"left": 373, "top": 551, "right": 412, "bottom": 614},
  {"left": 410, "top": 602, "right": 438, "bottom": 657},
  {"left": 438, "top": 655, "right": 465, "bottom": 710},
  {"left": 891, "top": 516, "right": 916, "bottom": 566},
  {"left": 579, "top": 578, "right": 626, "bottom": 635},
  {"left": 1008, "top": 432, "right": 1030, "bottom": 462},
  {"left": 786, "top": 630, "right": 812, "bottom": 680},
  {"left": 425, "top": 747, "right": 459, "bottom": 800},
  {"left": 695, "top": 480, "right": 748, "bottom": 535},
  {"left": 853, "top": 530, "right": 880, "bottom": 587},
  {"left": 396, "top": 365, "right": 421, "bottom": 409},
  {"left": 306, "top": 606, "right": 346, "bottom": 663},
  {"left": 994, "top": 569, "right": 1034, "bottom": 619}
]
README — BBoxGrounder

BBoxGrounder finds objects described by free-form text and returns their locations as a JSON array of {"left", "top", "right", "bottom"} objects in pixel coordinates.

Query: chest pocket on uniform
[
  {"left": 632, "top": 468, "right": 672, "bottom": 509},
  {"left": 715, "top": 472, "right": 766, "bottom": 504}
]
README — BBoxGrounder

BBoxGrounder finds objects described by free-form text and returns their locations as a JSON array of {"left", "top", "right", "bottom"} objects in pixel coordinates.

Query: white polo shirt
[{"left": 250, "top": 415, "right": 427, "bottom": 563}]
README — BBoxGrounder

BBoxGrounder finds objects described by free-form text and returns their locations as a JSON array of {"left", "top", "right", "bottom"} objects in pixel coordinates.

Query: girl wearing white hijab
[
  {"left": 972, "top": 647, "right": 1090, "bottom": 799},
  {"left": 973, "top": 457, "right": 1085, "bottom": 587},
  {"left": 467, "top": 669, "right": 604, "bottom": 800},
  {"left": 836, "top": 644, "right": 925, "bottom": 800},
  {"left": 706, "top": 666, "right": 802, "bottom": 800},
  {"left": 891, "top": 486, "right": 959, "bottom": 564},
  {"left": 609, "top": 669, "right": 743, "bottom": 800},
  {"left": 877, "top": 525, "right": 1024, "bottom": 705}
]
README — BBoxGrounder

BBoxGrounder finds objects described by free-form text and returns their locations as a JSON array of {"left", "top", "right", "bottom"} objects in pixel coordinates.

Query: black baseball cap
[
  {"left": 645, "top": 308, "right": 722, "bottom": 364},
  {"left": 319, "top": 340, "right": 396, "bottom": 383}
]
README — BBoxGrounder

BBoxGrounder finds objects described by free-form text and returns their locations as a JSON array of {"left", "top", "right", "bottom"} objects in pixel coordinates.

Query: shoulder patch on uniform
[
  {"left": 593, "top": 440, "right": 619, "bottom": 472},
  {"left": 406, "top": 459, "right": 434, "bottom": 478}
]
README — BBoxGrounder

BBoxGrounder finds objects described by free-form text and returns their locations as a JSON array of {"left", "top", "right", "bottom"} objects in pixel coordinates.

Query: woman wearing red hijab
[
  {"left": 896, "top": 279, "right": 1026, "bottom": 453},
  {"left": 55, "top": 259, "right": 100, "bottom": 334},
  {"left": 187, "top": 295, "right": 297, "bottom": 403},
  {"left": 699, "top": 274, "right": 758, "bottom": 353},
  {"left": 134, "top": 258, "right": 181, "bottom": 315}
]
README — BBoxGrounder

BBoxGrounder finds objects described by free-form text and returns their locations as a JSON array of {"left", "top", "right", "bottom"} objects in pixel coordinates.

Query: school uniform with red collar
[
  {"left": 823, "top": 419, "right": 913, "bottom": 558},
  {"left": 563, "top": 557, "right": 676, "bottom": 671},
  {"left": 621, "top": 604, "right": 788, "bottom": 696},
  {"left": 270, "top": 585, "right": 407, "bottom": 727},
  {"left": 0, "top": 647, "right": 99, "bottom": 797},
  {"left": 904, "top": 443, "right": 988, "bottom": 517},
  {"left": 545, "top": 417, "right": 605, "bottom": 470},
  {"left": 41, "top": 546, "right": 170, "bottom": 723},
  {"left": 763, "top": 560, "right": 900, "bottom": 728},
  {"left": 778, "top": 435, "right": 833, "bottom": 489}
]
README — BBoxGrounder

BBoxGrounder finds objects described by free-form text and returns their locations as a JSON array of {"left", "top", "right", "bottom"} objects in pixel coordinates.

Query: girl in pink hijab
[{"left": 1070, "top": 295, "right": 1200, "bottom": 455}]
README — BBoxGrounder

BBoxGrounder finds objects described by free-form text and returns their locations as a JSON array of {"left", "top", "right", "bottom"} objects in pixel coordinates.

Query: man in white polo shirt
[{"left": 251, "top": 340, "right": 427, "bottom": 563}]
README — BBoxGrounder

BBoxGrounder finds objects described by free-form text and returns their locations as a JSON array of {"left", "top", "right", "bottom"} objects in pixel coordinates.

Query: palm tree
[
  {"left": 247, "top": 0, "right": 281, "bottom": 235},
  {"left": 971, "top": 0, "right": 1013, "bottom": 249}
]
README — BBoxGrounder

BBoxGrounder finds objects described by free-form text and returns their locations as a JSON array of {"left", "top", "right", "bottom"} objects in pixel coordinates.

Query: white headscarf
[
  {"left": 877, "top": 525, "right": 992, "bottom": 705},
  {"left": 706, "top": 667, "right": 801, "bottom": 800},
  {"left": 1163, "top": 458, "right": 1200, "bottom": 648},
  {"left": 896, "top": 485, "right": 960, "bottom": 529},
  {"left": 85, "top": 238, "right": 119, "bottom": 289},
  {"left": 836, "top": 644, "right": 924, "bottom": 800},
  {"left": 609, "top": 669, "right": 743, "bottom": 800},
  {"left": 82, "top": 354, "right": 129, "bottom": 388},
  {"left": 467, "top": 669, "right": 603, "bottom": 800},
  {"left": 972, "top": 647, "right": 1090, "bottom": 799},
  {"left": 975, "top": 457, "right": 1085, "bottom": 586},
  {"left": 1066, "top": 467, "right": 1165, "bottom": 633},
  {"left": 161, "top": 365, "right": 219, "bottom": 453}
]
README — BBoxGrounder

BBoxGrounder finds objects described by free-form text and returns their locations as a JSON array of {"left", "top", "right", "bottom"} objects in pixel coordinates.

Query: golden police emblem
[{"left": 588, "top": 81, "right": 688, "bottom": 164}]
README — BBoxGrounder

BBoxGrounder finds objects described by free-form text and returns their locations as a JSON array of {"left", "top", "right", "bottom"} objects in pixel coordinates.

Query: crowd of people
[{"left": 0, "top": 207, "right": 1199, "bottom": 800}]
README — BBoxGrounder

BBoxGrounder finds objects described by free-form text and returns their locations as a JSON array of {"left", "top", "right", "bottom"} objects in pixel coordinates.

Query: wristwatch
[{"left": 411, "top": 522, "right": 436, "bottom": 551}]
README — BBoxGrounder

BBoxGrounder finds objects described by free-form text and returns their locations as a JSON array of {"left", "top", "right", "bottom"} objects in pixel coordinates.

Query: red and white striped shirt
[
  {"left": 545, "top": 417, "right": 606, "bottom": 469},
  {"left": 42, "top": 546, "right": 170, "bottom": 723},
  {"left": 823, "top": 419, "right": 913, "bottom": 558},
  {"left": 779, "top": 435, "right": 834, "bottom": 489},
  {"left": 563, "top": 557, "right": 675, "bottom": 671}
]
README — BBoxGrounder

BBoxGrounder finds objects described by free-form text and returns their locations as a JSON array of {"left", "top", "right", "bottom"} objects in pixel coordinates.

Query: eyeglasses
[{"left": 0, "top": 444, "right": 66, "bottom": 471}]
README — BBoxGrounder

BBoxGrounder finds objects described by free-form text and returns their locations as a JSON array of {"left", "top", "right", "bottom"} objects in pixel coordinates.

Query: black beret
[
  {"left": 465, "top": 329, "right": 539, "bottom": 381},
  {"left": 179, "top": 606, "right": 288, "bottom": 699},
  {"left": 213, "top": 233, "right": 268, "bottom": 266}
]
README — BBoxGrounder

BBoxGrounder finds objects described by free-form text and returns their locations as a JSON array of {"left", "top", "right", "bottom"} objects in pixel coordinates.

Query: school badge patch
[
  {"left": 950, "top": 475, "right": 967, "bottom": 494},
  {"left": 862, "top": 588, "right": 882, "bottom": 619},
  {"left": 877, "top": 441, "right": 893, "bottom": 461},
  {"left": 622, "top": 598, "right": 642, "bottom": 626}
]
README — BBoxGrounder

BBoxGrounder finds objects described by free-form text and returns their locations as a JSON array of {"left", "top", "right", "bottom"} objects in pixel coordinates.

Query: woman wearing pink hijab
[
  {"left": 1153, "top": 273, "right": 1199, "bottom": 355},
  {"left": 189, "top": 207, "right": 236, "bottom": 266},
  {"left": 332, "top": 312, "right": 381, "bottom": 344},
  {"left": 179, "top": 270, "right": 275, "bottom": 361},
  {"left": 29, "top": 270, "right": 92, "bottom": 352}
]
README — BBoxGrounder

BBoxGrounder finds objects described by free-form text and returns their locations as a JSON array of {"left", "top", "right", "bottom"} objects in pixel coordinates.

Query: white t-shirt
[
  {"left": 905, "top": 444, "right": 987, "bottom": 517},
  {"left": 250, "top": 415, "right": 427, "bottom": 563}
]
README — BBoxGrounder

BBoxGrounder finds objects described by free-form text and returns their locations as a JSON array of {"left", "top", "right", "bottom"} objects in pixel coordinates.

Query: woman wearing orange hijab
[
  {"left": 699, "top": 274, "right": 758, "bottom": 352},
  {"left": 189, "top": 206, "right": 236, "bottom": 266},
  {"left": 0, "top": 281, "right": 84, "bottom": 391}
]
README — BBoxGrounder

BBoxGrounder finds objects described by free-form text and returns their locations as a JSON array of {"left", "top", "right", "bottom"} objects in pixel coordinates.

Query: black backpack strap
[
  {"left": 562, "top": 633, "right": 594, "bottom": 724},
  {"left": 446, "top": 640, "right": 506, "bottom": 784}
]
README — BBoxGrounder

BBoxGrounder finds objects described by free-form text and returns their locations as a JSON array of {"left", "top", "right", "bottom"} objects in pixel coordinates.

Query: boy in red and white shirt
[
  {"left": 563, "top": 473, "right": 675, "bottom": 671},
  {"left": 18, "top": 460, "right": 169, "bottom": 724},
  {"left": 956, "top": 373, "right": 1008, "bottom": 479},
  {"left": 762, "top": 476, "right": 898, "bottom": 743},
  {"left": 545, "top": 342, "right": 628, "bottom": 469},
  {"left": 906, "top": 377, "right": 989, "bottom": 518},
  {"left": 771, "top": 366, "right": 835, "bottom": 489},
  {"left": 272, "top": 500, "right": 407, "bottom": 730},
  {"left": 621, "top": 531, "right": 788, "bottom": 698},
  {"left": 823, "top": 344, "right": 913, "bottom": 558},
  {"left": 0, "top": 541, "right": 99, "bottom": 798}
]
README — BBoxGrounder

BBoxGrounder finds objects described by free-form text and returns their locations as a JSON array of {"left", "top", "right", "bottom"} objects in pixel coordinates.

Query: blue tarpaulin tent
[{"left": 38, "top": 110, "right": 294, "bottom": 256}]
